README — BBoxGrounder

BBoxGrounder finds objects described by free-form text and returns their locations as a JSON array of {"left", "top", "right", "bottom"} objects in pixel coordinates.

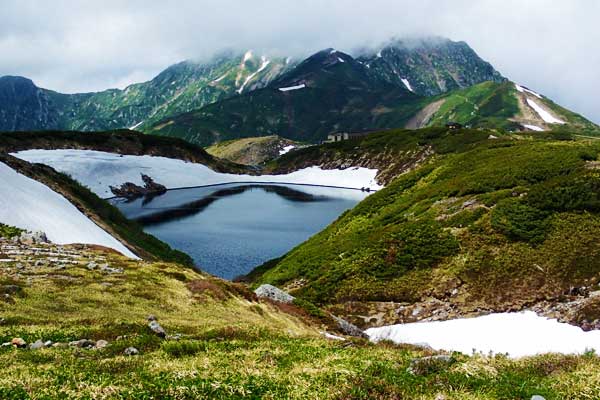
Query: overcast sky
[{"left": 1, "top": 0, "right": 598, "bottom": 123}]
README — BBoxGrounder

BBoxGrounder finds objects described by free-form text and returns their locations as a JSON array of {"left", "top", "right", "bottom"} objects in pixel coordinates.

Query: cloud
[{"left": 0, "top": 0, "right": 598, "bottom": 123}]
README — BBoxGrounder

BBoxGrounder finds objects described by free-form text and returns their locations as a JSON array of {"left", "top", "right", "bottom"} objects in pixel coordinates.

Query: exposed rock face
[
  {"left": 17, "top": 231, "right": 49, "bottom": 245},
  {"left": 332, "top": 316, "right": 368, "bottom": 338},
  {"left": 110, "top": 174, "right": 167, "bottom": 199},
  {"left": 254, "top": 284, "right": 295, "bottom": 304}
]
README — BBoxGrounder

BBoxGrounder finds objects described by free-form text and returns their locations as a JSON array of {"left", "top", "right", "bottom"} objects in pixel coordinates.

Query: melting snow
[
  {"left": 366, "top": 311, "right": 600, "bottom": 358},
  {"left": 401, "top": 78, "right": 414, "bottom": 93},
  {"left": 14, "top": 150, "right": 383, "bottom": 198},
  {"left": 523, "top": 124, "right": 545, "bottom": 132},
  {"left": 129, "top": 121, "right": 144, "bottom": 130},
  {"left": 337, "top": 57, "right": 345, "bottom": 63},
  {"left": 0, "top": 161, "right": 137, "bottom": 258},
  {"left": 237, "top": 56, "right": 270, "bottom": 94},
  {"left": 279, "top": 145, "right": 296, "bottom": 155},
  {"left": 278, "top": 84, "right": 306, "bottom": 92},
  {"left": 377, "top": 50, "right": 383, "bottom": 58},
  {"left": 241, "top": 50, "right": 253, "bottom": 64},
  {"left": 526, "top": 99, "right": 565, "bottom": 124},
  {"left": 515, "top": 83, "right": 543, "bottom": 99},
  {"left": 212, "top": 73, "right": 228, "bottom": 83}
]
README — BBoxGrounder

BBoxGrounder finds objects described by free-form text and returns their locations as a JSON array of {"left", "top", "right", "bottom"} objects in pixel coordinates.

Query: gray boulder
[
  {"left": 69, "top": 339, "right": 96, "bottom": 349},
  {"left": 332, "top": 316, "right": 368, "bottom": 338},
  {"left": 254, "top": 284, "right": 295, "bottom": 304},
  {"left": 123, "top": 346, "right": 139, "bottom": 356},
  {"left": 19, "top": 231, "right": 49, "bottom": 245},
  {"left": 148, "top": 320, "right": 166, "bottom": 338},
  {"left": 29, "top": 339, "right": 45, "bottom": 350}
]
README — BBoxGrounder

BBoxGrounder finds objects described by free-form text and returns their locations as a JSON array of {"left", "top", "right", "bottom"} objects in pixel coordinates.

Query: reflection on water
[{"left": 112, "top": 183, "right": 368, "bottom": 280}]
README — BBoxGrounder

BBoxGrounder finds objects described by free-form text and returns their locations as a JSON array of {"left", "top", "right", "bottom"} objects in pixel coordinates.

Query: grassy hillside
[
  {"left": 2, "top": 234, "right": 600, "bottom": 398},
  {"left": 205, "top": 135, "right": 299, "bottom": 165},
  {"left": 251, "top": 128, "right": 600, "bottom": 327}
]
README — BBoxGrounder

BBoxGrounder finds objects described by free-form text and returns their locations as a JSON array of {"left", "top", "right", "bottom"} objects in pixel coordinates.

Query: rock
[
  {"left": 147, "top": 315, "right": 157, "bottom": 322},
  {"left": 86, "top": 261, "right": 97, "bottom": 270},
  {"left": 531, "top": 396, "right": 546, "bottom": 400},
  {"left": 29, "top": 339, "right": 45, "bottom": 350},
  {"left": 11, "top": 337, "right": 27, "bottom": 348},
  {"left": 254, "top": 284, "right": 295, "bottom": 303},
  {"left": 95, "top": 340, "right": 109, "bottom": 349},
  {"left": 408, "top": 355, "right": 455, "bottom": 375},
  {"left": 332, "top": 316, "right": 368, "bottom": 338},
  {"left": 148, "top": 320, "right": 166, "bottom": 338},
  {"left": 44, "top": 340, "right": 53, "bottom": 347},
  {"left": 1, "top": 285, "right": 22, "bottom": 295},
  {"left": 69, "top": 339, "right": 96, "bottom": 348},
  {"left": 110, "top": 174, "right": 167, "bottom": 199},
  {"left": 100, "top": 264, "right": 123, "bottom": 274},
  {"left": 19, "top": 231, "right": 48, "bottom": 245},
  {"left": 123, "top": 346, "right": 139, "bottom": 356}
]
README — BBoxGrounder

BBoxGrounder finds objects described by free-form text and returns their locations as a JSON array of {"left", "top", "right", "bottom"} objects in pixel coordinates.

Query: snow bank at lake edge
[
  {"left": 366, "top": 311, "right": 600, "bottom": 358},
  {"left": 0, "top": 161, "right": 138, "bottom": 258},
  {"left": 14, "top": 149, "right": 382, "bottom": 198}
]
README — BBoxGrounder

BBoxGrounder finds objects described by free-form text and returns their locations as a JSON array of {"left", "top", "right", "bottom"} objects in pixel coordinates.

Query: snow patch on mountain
[
  {"left": 129, "top": 121, "right": 144, "bottom": 130},
  {"left": 366, "top": 311, "right": 600, "bottom": 358},
  {"left": 515, "top": 83, "right": 542, "bottom": 99},
  {"left": 401, "top": 78, "right": 414, "bottom": 92},
  {"left": 337, "top": 57, "right": 345, "bottom": 63},
  {"left": 279, "top": 145, "right": 296, "bottom": 155},
  {"left": 0, "top": 161, "right": 137, "bottom": 258},
  {"left": 237, "top": 56, "right": 270, "bottom": 94},
  {"left": 14, "top": 150, "right": 382, "bottom": 197},
  {"left": 279, "top": 84, "right": 306, "bottom": 92},
  {"left": 526, "top": 99, "right": 565, "bottom": 124},
  {"left": 523, "top": 124, "right": 544, "bottom": 132}
]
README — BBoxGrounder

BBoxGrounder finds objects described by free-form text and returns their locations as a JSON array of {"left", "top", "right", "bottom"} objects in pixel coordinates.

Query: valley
[{"left": 1, "top": 24, "right": 600, "bottom": 398}]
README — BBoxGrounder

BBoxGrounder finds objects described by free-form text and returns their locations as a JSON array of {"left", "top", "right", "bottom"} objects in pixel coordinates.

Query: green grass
[{"left": 2, "top": 245, "right": 600, "bottom": 399}]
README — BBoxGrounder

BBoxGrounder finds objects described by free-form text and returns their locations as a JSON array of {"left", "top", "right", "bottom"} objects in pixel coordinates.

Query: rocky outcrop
[
  {"left": 110, "top": 174, "right": 167, "bottom": 199},
  {"left": 254, "top": 284, "right": 295, "bottom": 304}
]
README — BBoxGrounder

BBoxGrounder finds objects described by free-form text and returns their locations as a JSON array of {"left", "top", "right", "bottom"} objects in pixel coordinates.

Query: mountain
[
  {"left": 357, "top": 37, "right": 505, "bottom": 96},
  {"left": 250, "top": 127, "right": 600, "bottom": 331},
  {"left": 148, "top": 48, "right": 420, "bottom": 145},
  {"left": 0, "top": 76, "right": 70, "bottom": 131},
  {"left": 0, "top": 51, "right": 295, "bottom": 132},
  {"left": 1, "top": 37, "right": 597, "bottom": 143}
]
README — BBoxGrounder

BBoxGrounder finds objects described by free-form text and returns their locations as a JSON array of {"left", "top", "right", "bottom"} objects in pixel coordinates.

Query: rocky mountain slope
[
  {"left": 250, "top": 127, "right": 600, "bottom": 331},
  {"left": 0, "top": 36, "right": 529, "bottom": 138},
  {"left": 148, "top": 59, "right": 597, "bottom": 146},
  {"left": 357, "top": 37, "right": 505, "bottom": 96},
  {"left": 0, "top": 51, "right": 295, "bottom": 132}
]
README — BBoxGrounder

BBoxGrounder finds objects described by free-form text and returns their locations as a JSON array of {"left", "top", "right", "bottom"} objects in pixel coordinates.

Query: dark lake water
[{"left": 111, "top": 183, "right": 368, "bottom": 279}]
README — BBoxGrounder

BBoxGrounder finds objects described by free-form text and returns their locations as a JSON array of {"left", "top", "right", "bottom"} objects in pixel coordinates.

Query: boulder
[
  {"left": 332, "top": 316, "right": 368, "bottom": 338},
  {"left": 148, "top": 320, "right": 166, "bottom": 338},
  {"left": 29, "top": 339, "right": 45, "bottom": 350},
  {"left": 123, "top": 347, "right": 139, "bottom": 356},
  {"left": 110, "top": 174, "right": 167, "bottom": 199},
  {"left": 69, "top": 339, "right": 96, "bottom": 349},
  {"left": 408, "top": 355, "right": 455, "bottom": 375},
  {"left": 531, "top": 396, "right": 546, "bottom": 400},
  {"left": 254, "top": 284, "right": 295, "bottom": 304},
  {"left": 95, "top": 340, "right": 109, "bottom": 349},
  {"left": 19, "top": 231, "right": 49, "bottom": 245},
  {"left": 11, "top": 337, "right": 26, "bottom": 348}
]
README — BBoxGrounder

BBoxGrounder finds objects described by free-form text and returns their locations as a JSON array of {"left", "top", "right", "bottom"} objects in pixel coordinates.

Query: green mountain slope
[
  {"left": 0, "top": 51, "right": 294, "bottom": 132},
  {"left": 250, "top": 128, "right": 600, "bottom": 328}
]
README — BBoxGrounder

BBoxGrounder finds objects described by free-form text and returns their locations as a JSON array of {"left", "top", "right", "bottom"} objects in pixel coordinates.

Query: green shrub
[
  {"left": 161, "top": 340, "right": 208, "bottom": 357},
  {"left": 491, "top": 199, "right": 550, "bottom": 243}
]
